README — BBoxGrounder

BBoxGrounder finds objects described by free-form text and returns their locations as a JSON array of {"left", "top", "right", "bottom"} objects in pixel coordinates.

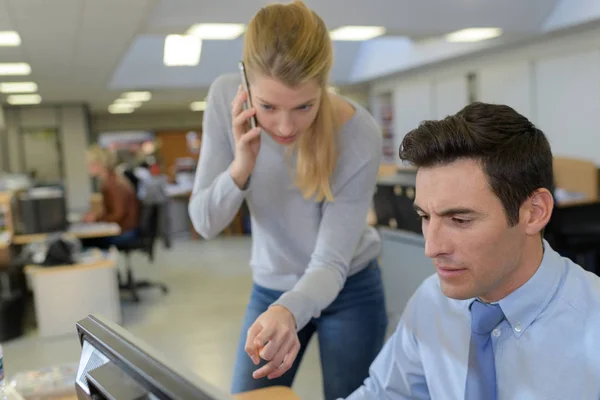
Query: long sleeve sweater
[{"left": 188, "top": 73, "right": 382, "bottom": 330}]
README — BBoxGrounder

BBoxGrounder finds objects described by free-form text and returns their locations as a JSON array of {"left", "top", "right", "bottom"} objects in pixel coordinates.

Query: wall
[
  {"left": 0, "top": 104, "right": 92, "bottom": 212},
  {"left": 90, "top": 110, "right": 204, "bottom": 136},
  {"left": 369, "top": 21, "right": 600, "bottom": 166}
]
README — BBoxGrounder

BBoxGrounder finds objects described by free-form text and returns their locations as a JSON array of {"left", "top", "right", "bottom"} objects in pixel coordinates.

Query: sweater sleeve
[
  {"left": 188, "top": 75, "right": 247, "bottom": 239},
  {"left": 272, "top": 123, "right": 382, "bottom": 330}
]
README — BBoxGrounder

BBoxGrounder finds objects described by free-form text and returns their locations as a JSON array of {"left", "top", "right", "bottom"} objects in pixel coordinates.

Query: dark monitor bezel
[{"left": 75, "top": 315, "right": 232, "bottom": 400}]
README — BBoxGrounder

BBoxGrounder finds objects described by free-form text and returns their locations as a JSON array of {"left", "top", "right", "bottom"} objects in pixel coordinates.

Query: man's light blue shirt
[{"left": 345, "top": 241, "right": 600, "bottom": 399}]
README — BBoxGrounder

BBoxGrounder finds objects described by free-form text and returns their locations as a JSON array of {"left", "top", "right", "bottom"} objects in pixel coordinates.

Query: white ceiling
[{"left": 0, "top": 0, "right": 591, "bottom": 114}]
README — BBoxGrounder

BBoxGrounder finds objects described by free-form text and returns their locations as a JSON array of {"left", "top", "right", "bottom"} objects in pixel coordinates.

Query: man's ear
[{"left": 524, "top": 188, "right": 554, "bottom": 236}]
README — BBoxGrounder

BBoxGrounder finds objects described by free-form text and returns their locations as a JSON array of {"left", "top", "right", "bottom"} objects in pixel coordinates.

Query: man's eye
[
  {"left": 452, "top": 218, "right": 470, "bottom": 225},
  {"left": 260, "top": 104, "right": 273, "bottom": 111}
]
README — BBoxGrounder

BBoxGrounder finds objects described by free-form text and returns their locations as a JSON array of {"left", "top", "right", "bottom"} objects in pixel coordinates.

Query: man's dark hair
[{"left": 399, "top": 102, "right": 554, "bottom": 226}]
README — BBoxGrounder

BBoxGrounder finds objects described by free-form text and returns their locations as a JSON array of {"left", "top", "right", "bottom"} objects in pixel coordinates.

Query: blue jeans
[
  {"left": 80, "top": 229, "right": 139, "bottom": 249},
  {"left": 231, "top": 259, "right": 388, "bottom": 400}
]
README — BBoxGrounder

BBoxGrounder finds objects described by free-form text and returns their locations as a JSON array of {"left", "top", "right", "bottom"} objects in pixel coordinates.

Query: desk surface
[
  {"left": 24, "top": 248, "right": 118, "bottom": 275},
  {"left": 35, "top": 386, "right": 299, "bottom": 400},
  {"left": 233, "top": 386, "right": 301, "bottom": 400},
  {"left": 12, "top": 222, "right": 121, "bottom": 245}
]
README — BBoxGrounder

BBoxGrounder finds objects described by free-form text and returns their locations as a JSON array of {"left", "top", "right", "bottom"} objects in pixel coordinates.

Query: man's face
[{"left": 414, "top": 159, "right": 528, "bottom": 302}]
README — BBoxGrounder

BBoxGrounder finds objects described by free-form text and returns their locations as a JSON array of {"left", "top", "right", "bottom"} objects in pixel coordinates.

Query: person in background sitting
[{"left": 81, "top": 144, "right": 140, "bottom": 248}]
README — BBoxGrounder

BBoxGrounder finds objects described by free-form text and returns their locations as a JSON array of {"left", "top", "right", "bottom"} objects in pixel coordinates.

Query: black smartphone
[{"left": 238, "top": 61, "right": 258, "bottom": 129}]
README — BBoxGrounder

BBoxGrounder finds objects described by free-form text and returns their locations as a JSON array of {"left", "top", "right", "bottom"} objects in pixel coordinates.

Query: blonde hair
[
  {"left": 86, "top": 144, "right": 117, "bottom": 171},
  {"left": 243, "top": 0, "right": 339, "bottom": 202}
]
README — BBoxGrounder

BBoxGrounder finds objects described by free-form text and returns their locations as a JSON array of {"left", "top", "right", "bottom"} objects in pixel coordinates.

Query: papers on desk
[{"left": 6, "top": 363, "right": 78, "bottom": 399}]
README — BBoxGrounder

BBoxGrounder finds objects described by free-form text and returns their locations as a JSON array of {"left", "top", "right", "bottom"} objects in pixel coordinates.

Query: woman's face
[
  {"left": 249, "top": 75, "right": 322, "bottom": 146},
  {"left": 87, "top": 160, "right": 103, "bottom": 177}
]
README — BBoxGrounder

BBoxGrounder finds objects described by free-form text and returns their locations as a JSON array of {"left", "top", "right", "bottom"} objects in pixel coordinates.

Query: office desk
[
  {"left": 24, "top": 249, "right": 121, "bottom": 337},
  {"left": 234, "top": 386, "right": 300, "bottom": 399},
  {"left": 12, "top": 222, "right": 121, "bottom": 245},
  {"left": 13, "top": 386, "right": 300, "bottom": 400}
]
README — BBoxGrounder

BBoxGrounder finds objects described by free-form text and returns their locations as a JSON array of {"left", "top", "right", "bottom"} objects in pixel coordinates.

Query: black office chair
[{"left": 116, "top": 204, "right": 169, "bottom": 302}]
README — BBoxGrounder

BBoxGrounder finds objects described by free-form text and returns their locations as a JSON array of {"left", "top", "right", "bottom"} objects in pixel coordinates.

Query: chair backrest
[{"left": 138, "top": 204, "right": 161, "bottom": 257}]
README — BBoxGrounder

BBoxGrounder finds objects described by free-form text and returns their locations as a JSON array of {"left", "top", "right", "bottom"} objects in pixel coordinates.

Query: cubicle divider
[{"left": 379, "top": 228, "right": 433, "bottom": 331}]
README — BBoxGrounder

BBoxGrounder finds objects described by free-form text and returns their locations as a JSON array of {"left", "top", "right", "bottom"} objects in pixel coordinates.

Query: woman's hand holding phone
[{"left": 230, "top": 85, "right": 261, "bottom": 189}]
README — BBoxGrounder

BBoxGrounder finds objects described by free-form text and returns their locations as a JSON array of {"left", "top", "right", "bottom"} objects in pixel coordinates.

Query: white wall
[
  {"left": 370, "top": 22, "right": 600, "bottom": 165},
  {"left": 1, "top": 105, "right": 92, "bottom": 212},
  {"left": 392, "top": 79, "right": 434, "bottom": 157},
  {"left": 478, "top": 60, "right": 534, "bottom": 119},
  {"left": 433, "top": 74, "right": 469, "bottom": 119}
]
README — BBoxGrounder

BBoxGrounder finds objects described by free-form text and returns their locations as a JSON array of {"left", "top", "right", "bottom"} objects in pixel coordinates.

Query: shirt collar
[{"left": 464, "top": 240, "right": 565, "bottom": 338}]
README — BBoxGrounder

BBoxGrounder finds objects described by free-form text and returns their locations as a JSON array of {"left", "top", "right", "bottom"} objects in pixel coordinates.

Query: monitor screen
[{"left": 75, "top": 315, "right": 234, "bottom": 400}]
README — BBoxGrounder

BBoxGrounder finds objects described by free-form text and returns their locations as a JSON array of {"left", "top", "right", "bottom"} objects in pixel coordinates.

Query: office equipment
[
  {"left": 372, "top": 169, "right": 421, "bottom": 234},
  {"left": 75, "top": 315, "right": 234, "bottom": 400},
  {"left": 12, "top": 185, "right": 67, "bottom": 235}
]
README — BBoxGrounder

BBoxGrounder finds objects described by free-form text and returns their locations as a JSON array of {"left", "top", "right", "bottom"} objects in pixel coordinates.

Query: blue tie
[{"left": 465, "top": 300, "right": 505, "bottom": 400}]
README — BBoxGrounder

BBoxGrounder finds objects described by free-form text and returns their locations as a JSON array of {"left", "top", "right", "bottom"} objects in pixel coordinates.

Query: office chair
[{"left": 116, "top": 204, "right": 169, "bottom": 302}]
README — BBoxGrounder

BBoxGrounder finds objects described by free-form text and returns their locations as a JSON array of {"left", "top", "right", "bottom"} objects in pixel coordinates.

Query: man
[{"left": 344, "top": 102, "right": 600, "bottom": 399}]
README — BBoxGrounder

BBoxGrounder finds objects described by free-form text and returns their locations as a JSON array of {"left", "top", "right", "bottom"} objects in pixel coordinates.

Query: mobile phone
[{"left": 238, "top": 61, "right": 258, "bottom": 129}]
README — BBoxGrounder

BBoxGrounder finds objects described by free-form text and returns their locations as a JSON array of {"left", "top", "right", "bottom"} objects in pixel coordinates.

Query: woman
[
  {"left": 82, "top": 144, "right": 140, "bottom": 248},
  {"left": 188, "top": 1, "right": 387, "bottom": 399}
]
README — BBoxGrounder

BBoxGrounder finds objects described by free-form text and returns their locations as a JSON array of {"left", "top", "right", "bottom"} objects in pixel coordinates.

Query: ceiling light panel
[
  {"left": 164, "top": 35, "right": 202, "bottom": 66},
  {"left": 7, "top": 94, "right": 41, "bottom": 105},
  {"left": 0, "top": 63, "right": 31, "bottom": 76},
  {"left": 0, "top": 31, "right": 21, "bottom": 46},
  {"left": 108, "top": 104, "right": 135, "bottom": 114},
  {"left": 190, "top": 101, "right": 207, "bottom": 111},
  {"left": 445, "top": 28, "right": 503, "bottom": 42},
  {"left": 0, "top": 82, "right": 37, "bottom": 93},
  {"left": 330, "top": 26, "right": 385, "bottom": 41},
  {"left": 121, "top": 91, "right": 151, "bottom": 102},
  {"left": 187, "top": 23, "right": 246, "bottom": 40}
]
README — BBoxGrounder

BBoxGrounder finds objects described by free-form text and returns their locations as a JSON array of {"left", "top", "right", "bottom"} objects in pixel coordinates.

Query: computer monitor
[{"left": 75, "top": 315, "right": 234, "bottom": 400}]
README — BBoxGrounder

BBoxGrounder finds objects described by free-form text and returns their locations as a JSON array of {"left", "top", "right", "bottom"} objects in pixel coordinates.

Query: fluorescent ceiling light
[
  {"left": 190, "top": 101, "right": 207, "bottom": 111},
  {"left": 108, "top": 104, "right": 135, "bottom": 114},
  {"left": 445, "top": 28, "right": 503, "bottom": 42},
  {"left": 0, "top": 31, "right": 21, "bottom": 46},
  {"left": 187, "top": 23, "right": 245, "bottom": 40},
  {"left": 0, "top": 82, "right": 37, "bottom": 93},
  {"left": 164, "top": 35, "right": 201, "bottom": 66},
  {"left": 0, "top": 63, "right": 31, "bottom": 76},
  {"left": 7, "top": 94, "right": 41, "bottom": 105},
  {"left": 330, "top": 26, "right": 385, "bottom": 41},
  {"left": 114, "top": 99, "right": 142, "bottom": 108},
  {"left": 121, "top": 91, "right": 151, "bottom": 102}
]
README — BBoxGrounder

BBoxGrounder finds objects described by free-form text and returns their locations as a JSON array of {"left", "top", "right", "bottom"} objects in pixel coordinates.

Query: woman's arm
[
  {"left": 272, "top": 131, "right": 382, "bottom": 330},
  {"left": 188, "top": 75, "right": 247, "bottom": 239}
]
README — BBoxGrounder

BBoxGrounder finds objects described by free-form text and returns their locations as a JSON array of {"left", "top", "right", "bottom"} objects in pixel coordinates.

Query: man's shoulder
[{"left": 560, "top": 258, "right": 600, "bottom": 317}]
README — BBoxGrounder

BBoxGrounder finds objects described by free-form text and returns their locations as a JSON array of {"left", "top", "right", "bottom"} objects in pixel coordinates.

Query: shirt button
[
  {"left": 492, "top": 328, "right": 501, "bottom": 337},
  {"left": 515, "top": 323, "right": 522, "bottom": 333}
]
